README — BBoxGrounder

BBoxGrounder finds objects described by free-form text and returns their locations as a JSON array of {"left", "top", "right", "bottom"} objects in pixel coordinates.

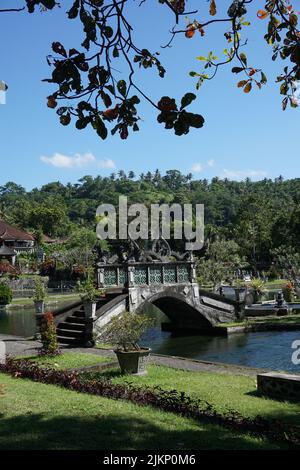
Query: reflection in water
[
  {"left": 0, "top": 301, "right": 72, "bottom": 338},
  {"left": 1, "top": 302, "right": 300, "bottom": 373},
  {"left": 0, "top": 307, "right": 36, "bottom": 338}
]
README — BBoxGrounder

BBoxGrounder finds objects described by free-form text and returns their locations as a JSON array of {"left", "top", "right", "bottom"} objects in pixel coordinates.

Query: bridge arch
[{"left": 136, "top": 289, "right": 214, "bottom": 328}]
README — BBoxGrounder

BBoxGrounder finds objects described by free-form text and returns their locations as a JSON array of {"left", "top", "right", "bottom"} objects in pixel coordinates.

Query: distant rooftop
[{"left": 0, "top": 219, "right": 35, "bottom": 242}]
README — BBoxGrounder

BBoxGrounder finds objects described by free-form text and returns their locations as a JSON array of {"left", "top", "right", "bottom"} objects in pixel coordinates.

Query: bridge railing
[{"left": 97, "top": 261, "right": 196, "bottom": 288}]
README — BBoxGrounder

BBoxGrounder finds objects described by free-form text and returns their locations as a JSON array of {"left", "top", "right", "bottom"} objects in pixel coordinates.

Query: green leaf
[
  {"left": 189, "top": 71, "right": 200, "bottom": 77},
  {"left": 180, "top": 93, "right": 196, "bottom": 109},
  {"left": 261, "top": 72, "right": 267, "bottom": 84},
  {"left": 196, "top": 56, "right": 207, "bottom": 61},
  {"left": 117, "top": 80, "right": 127, "bottom": 97},
  {"left": 113, "top": 46, "right": 119, "bottom": 58},
  {"left": 240, "top": 53, "right": 247, "bottom": 66},
  {"left": 280, "top": 83, "right": 288, "bottom": 95},
  {"left": 93, "top": 116, "right": 108, "bottom": 140}
]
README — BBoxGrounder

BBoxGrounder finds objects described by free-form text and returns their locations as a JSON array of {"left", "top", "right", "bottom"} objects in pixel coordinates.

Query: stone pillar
[
  {"left": 190, "top": 261, "right": 197, "bottom": 283},
  {"left": 97, "top": 265, "right": 105, "bottom": 288},
  {"left": 0, "top": 341, "right": 6, "bottom": 365},
  {"left": 127, "top": 265, "right": 135, "bottom": 287},
  {"left": 128, "top": 287, "right": 138, "bottom": 312}
]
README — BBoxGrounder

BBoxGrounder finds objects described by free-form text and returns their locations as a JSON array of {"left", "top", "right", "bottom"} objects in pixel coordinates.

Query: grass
[
  {"left": 19, "top": 352, "right": 111, "bottom": 370},
  {"left": 9, "top": 293, "right": 80, "bottom": 307},
  {"left": 265, "top": 279, "right": 288, "bottom": 289},
  {"left": 218, "top": 314, "right": 300, "bottom": 328},
  {"left": 92, "top": 365, "right": 300, "bottom": 427},
  {"left": 0, "top": 372, "right": 284, "bottom": 450}
]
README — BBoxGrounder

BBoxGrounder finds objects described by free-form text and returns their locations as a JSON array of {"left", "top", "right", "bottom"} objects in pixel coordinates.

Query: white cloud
[
  {"left": 96, "top": 158, "right": 116, "bottom": 169},
  {"left": 221, "top": 169, "right": 268, "bottom": 180},
  {"left": 191, "top": 162, "right": 203, "bottom": 173},
  {"left": 207, "top": 159, "right": 215, "bottom": 167},
  {"left": 40, "top": 152, "right": 116, "bottom": 170}
]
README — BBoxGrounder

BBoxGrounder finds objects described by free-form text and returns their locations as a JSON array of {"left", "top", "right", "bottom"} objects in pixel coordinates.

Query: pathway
[{"left": 1, "top": 335, "right": 267, "bottom": 377}]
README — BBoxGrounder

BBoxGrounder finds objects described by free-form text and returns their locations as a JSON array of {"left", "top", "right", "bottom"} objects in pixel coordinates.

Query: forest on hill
[{"left": 1, "top": 171, "right": 300, "bottom": 279}]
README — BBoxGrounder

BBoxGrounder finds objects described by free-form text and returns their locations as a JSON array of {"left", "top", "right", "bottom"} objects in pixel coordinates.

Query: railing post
[
  {"left": 190, "top": 261, "right": 197, "bottom": 284},
  {"left": 175, "top": 264, "right": 179, "bottom": 283},
  {"left": 127, "top": 264, "right": 135, "bottom": 287},
  {"left": 97, "top": 265, "right": 105, "bottom": 288}
]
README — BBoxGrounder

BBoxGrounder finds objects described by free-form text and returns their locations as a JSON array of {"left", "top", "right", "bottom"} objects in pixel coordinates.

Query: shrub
[
  {"left": 39, "top": 312, "right": 60, "bottom": 356},
  {"left": 33, "top": 277, "right": 47, "bottom": 302},
  {"left": 0, "top": 281, "right": 12, "bottom": 305},
  {"left": 283, "top": 281, "right": 294, "bottom": 303},
  {"left": 249, "top": 278, "right": 266, "bottom": 294},
  {"left": 77, "top": 279, "right": 101, "bottom": 302},
  {"left": 96, "top": 311, "right": 153, "bottom": 351}
]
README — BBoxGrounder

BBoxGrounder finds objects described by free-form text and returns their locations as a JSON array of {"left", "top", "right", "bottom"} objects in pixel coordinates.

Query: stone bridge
[{"left": 50, "top": 260, "right": 244, "bottom": 346}]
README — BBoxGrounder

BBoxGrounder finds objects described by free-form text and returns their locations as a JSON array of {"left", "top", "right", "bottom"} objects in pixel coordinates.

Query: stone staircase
[
  {"left": 56, "top": 293, "right": 122, "bottom": 346},
  {"left": 56, "top": 304, "right": 90, "bottom": 346}
]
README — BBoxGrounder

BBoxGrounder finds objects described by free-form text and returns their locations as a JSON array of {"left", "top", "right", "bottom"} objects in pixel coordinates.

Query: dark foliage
[
  {"left": 1, "top": 356, "right": 300, "bottom": 447},
  {"left": 1, "top": 2, "right": 300, "bottom": 140}
]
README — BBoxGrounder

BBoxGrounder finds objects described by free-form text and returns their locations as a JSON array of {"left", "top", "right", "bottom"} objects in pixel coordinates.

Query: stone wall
[
  {"left": 6, "top": 277, "right": 49, "bottom": 292},
  {"left": 257, "top": 372, "right": 300, "bottom": 401}
]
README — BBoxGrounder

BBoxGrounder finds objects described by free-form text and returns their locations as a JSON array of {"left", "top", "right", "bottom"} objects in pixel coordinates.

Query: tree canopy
[
  {"left": 1, "top": 172, "right": 300, "bottom": 270},
  {"left": 1, "top": 1, "right": 300, "bottom": 140}
]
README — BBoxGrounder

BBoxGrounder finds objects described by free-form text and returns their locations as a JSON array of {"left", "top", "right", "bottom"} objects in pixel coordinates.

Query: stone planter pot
[
  {"left": 115, "top": 348, "right": 151, "bottom": 375},
  {"left": 83, "top": 301, "right": 97, "bottom": 318},
  {"left": 34, "top": 300, "right": 45, "bottom": 314}
]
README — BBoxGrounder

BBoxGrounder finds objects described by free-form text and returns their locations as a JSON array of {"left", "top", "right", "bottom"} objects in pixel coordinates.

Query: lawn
[
  {"left": 95, "top": 365, "right": 300, "bottom": 427},
  {"left": 17, "top": 352, "right": 300, "bottom": 427},
  {"left": 0, "top": 372, "right": 283, "bottom": 450},
  {"left": 9, "top": 293, "right": 80, "bottom": 307},
  {"left": 265, "top": 279, "right": 288, "bottom": 289},
  {"left": 218, "top": 314, "right": 300, "bottom": 328},
  {"left": 19, "top": 352, "right": 112, "bottom": 370}
]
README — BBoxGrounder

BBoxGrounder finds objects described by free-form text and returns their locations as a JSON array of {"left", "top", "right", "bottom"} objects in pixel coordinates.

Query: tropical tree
[{"left": 197, "top": 239, "right": 244, "bottom": 289}]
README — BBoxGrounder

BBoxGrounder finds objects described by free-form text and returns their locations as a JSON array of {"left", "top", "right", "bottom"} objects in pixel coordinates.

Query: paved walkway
[{"left": 0, "top": 335, "right": 267, "bottom": 377}]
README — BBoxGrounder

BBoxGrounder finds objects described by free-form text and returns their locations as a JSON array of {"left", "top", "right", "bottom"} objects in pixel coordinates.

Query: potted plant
[
  {"left": 249, "top": 278, "right": 266, "bottom": 304},
  {"left": 77, "top": 279, "right": 101, "bottom": 317},
  {"left": 96, "top": 311, "right": 153, "bottom": 375},
  {"left": 33, "top": 277, "right": 47, "bottom": 314},
  {"left": 0, "top": 281, "right": 12, "bottom": 309}
]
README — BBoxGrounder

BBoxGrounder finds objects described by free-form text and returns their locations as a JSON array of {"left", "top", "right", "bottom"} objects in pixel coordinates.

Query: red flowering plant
[
  {"left": 283, "top": 281, "right": 295, "bottom": 303},
  {"left": 39, "top": 312, "right": 60, "bottom": 357}
]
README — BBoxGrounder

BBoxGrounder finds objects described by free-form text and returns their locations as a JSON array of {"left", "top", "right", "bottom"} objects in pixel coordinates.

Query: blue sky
[{"left": 0, "top": 1, "right": 299, "bottom": 189}]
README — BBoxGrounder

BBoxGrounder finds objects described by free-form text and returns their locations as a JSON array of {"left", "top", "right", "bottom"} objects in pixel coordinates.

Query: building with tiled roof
[{"left": 0, "top": 220, "right": 36, "bottom": 264}]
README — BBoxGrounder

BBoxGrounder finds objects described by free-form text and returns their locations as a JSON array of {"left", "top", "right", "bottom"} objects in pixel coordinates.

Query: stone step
[
  {"left": 57, "top": 336, "right": 82, "bottom": 345},
  {"left": 65, "top": 316, "right": 90, "bottom": 324},
  {"left": 58, "top": 321, "right": 85, "bottom": 331},
  {"left": 73, "top": 310, "right": 86, "bottom": 318},
  {"left": 56, "top": 328, "right": 85, "bottom": 338}
]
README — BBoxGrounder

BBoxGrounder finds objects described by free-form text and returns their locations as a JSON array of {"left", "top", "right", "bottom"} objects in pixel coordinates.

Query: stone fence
[{"left": 97, "top": 261, "right": 197, "bottom": 288}]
